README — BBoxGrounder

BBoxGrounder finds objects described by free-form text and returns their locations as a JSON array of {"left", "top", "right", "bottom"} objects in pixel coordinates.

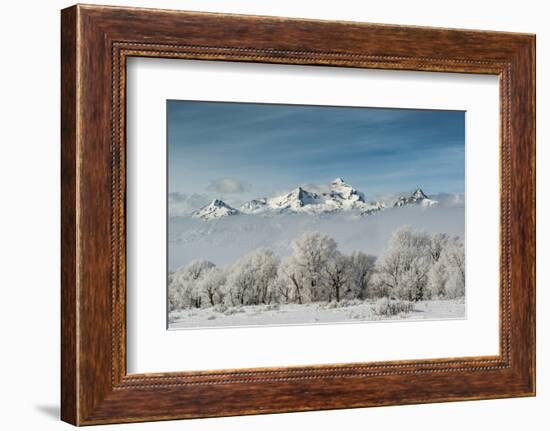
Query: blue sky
[{"left": 167, "top": 100, "right": 464, "bottom": 204}]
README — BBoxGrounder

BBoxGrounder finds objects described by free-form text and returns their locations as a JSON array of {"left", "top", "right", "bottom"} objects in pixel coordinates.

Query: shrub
[
  {"left": 323, "top": 298, "right": 363, "bottom": 309},
  {"left": 338, "top": 298, "right": 362, "bottom": 308},
  {"left": 374, "top": 297, "right": 414, "bottom": 316},
  {"left": 213, "top": 303, "right": 228, "bottom": 313},
  {"left": 223, "top": 306, "right": 246, "bottom": 316}
]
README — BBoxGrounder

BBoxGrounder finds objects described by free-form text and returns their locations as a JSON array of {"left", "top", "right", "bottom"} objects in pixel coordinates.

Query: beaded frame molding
[{"left": 61, "top": 4, "right": 535, "bottom": 425}]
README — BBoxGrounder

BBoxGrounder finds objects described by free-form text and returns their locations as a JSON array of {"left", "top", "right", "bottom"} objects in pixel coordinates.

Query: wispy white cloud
[{"left": 207, "top": 177, "right": 246, "bottom": 194}]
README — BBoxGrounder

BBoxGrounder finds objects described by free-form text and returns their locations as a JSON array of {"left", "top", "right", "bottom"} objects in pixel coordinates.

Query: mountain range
[{"left": 191, "top": 178, "right": 438, "bottom": 221}]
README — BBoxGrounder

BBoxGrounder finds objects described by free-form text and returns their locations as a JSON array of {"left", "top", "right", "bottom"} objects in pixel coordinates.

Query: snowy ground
[{"left": 168, "top": 299, "right": 465, "bottom": 329}]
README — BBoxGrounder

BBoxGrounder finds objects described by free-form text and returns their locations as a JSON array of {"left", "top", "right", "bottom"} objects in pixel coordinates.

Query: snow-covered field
[{"left": 168, "top": 299, "right": 465, "bottom": 329}]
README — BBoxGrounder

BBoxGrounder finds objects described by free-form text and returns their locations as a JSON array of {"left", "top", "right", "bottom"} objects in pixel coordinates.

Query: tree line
[{"left": 168, "top": 226, "right": 465, "bottom": 311}]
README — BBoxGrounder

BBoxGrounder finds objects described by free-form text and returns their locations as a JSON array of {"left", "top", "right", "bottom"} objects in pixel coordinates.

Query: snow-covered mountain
[
  {"left": 192, "top": 199, "right": 239, "bottom": 220},
  {"left": 189, "top": 180, "right": 439, "bottom": 221},
  {"left": 267, "top": 186, "right": 322, "bottom": 211},
  {"left": 238, "top": 198, "right": 268, "bottom": 214},
  {"left": 394, "top": 188, "right": 438, "bottom": 208},
  {"left": 329, "top": 177, "right": 363, "bottom": 203},
  {"left": 237, "top": 178, "right": 385, "bottom": 216}
]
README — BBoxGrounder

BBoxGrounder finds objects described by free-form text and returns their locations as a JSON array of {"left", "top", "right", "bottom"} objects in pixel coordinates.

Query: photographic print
[{"left": 167, "top": 101, "right": 465, "bottom": 329}]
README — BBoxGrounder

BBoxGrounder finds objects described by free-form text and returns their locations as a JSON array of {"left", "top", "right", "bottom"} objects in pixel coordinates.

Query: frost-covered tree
[
  {"left": 182, "top": 260, "right": 216, "bottom": 281},
  {"left": 426, "top": 234, "right": 465, "bottom": 299},
  {"left": 198, "top": 266, "right": 227, "bottom": 306},
  {"left": 169, "top": 259, "right": 215, "bottom": 309},
  {"left": 168, "top": 283, "right": 184, "bottom": 312},
  {"left": 348, "top": 251, "right": 376, "bottom": 299},
  {"left": 429, "top": 232, "right": 450, "bottom": 262},
  {"left": 226, "top": 248, "right": 279, "bottom": 305},
  {"left": 427, "top": 259, "right": 447, "bottom": 298},
  {"left": 442, "top": 236, "right": 465, "bottom": 298},
  {"left": 167, "top": 271, "right": 180, "bottom": 311},
  {"left": 324, "top": 252, "right": 352, "bottom": 302},
  {"left": 372, "top": 226, "right": 432, "bottom": 301},
  {"left": 277, "top": 256, "right": 307, "bottom": 304},
  {"left": 271, "top": 271, "right": 291, "bottom": 304},
  {"left": 226, "top": 259, "right": 256, "bottom": 306},
  {"left": 250, "top": 248, "right": 280, "bottom": 304},
  {"left": 290, "top": 231, "right": 338, "bottom": 302}
]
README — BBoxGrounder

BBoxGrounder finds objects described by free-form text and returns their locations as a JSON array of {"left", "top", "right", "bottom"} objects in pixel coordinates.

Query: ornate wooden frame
[{"left": 61, "top": 4, "right": 536, "bottom": 425}]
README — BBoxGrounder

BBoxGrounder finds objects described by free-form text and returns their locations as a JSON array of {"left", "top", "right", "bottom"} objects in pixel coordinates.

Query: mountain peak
[
  {"left": 192, "top": 199, "right": 238, "bottom": 220},
  {"left": 412, "top": 188, "right": 428, "bottom": 199},
  {"left": 210, "top": 198, "right": 227, "bottom": 207},
  {"left": 329, "top": 177, "right": 364, "bottom": 203},
  {"left": 394, "top": 188, "right": 438, "bottom": 208},
  {"left": 268, "top": 186, "right": 320, "bottom": 210}
]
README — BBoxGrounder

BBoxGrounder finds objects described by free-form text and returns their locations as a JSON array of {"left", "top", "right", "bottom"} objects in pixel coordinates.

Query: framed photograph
[
  {"left": 165, "top": 101, "right": 466, "bottom": 330},
  {"left": 61, "top": 4, "right": 535, "bottom": 425}
]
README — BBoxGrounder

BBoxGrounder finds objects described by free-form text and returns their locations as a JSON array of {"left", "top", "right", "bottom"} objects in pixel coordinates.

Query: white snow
[
  {"left": 191, "top": 199, "right": 238, "bottom": 220},
  {"left": 238, "top": 198, "right": 268, "bottom": 214},
  {"left": 394, "top": 188, "right": 438, "bottom": 208},
  {"left": 235, "top": 178, "right": 386, "bottom": 217},
  {"left": 194, "top": 180, "right": 440, "bottom": 220},
  {"left": 266, "top": 187, "right": 322, "bottom": 211},
  {"left": 168, "top": 299, "right": 465, "bottom": 329}
]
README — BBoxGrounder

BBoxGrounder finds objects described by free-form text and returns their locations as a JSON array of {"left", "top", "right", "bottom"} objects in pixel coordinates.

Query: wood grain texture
[
  {"left": 60, "top": 4, "right": 536, "bottom": 425},
  {"left": 60, "top": 5, "right": 78, "bottom": 425}
]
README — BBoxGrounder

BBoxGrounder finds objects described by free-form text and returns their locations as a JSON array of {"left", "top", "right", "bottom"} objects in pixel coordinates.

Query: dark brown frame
[{"left": 61, "top": 4, "right": 536, "bottom": 426}]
